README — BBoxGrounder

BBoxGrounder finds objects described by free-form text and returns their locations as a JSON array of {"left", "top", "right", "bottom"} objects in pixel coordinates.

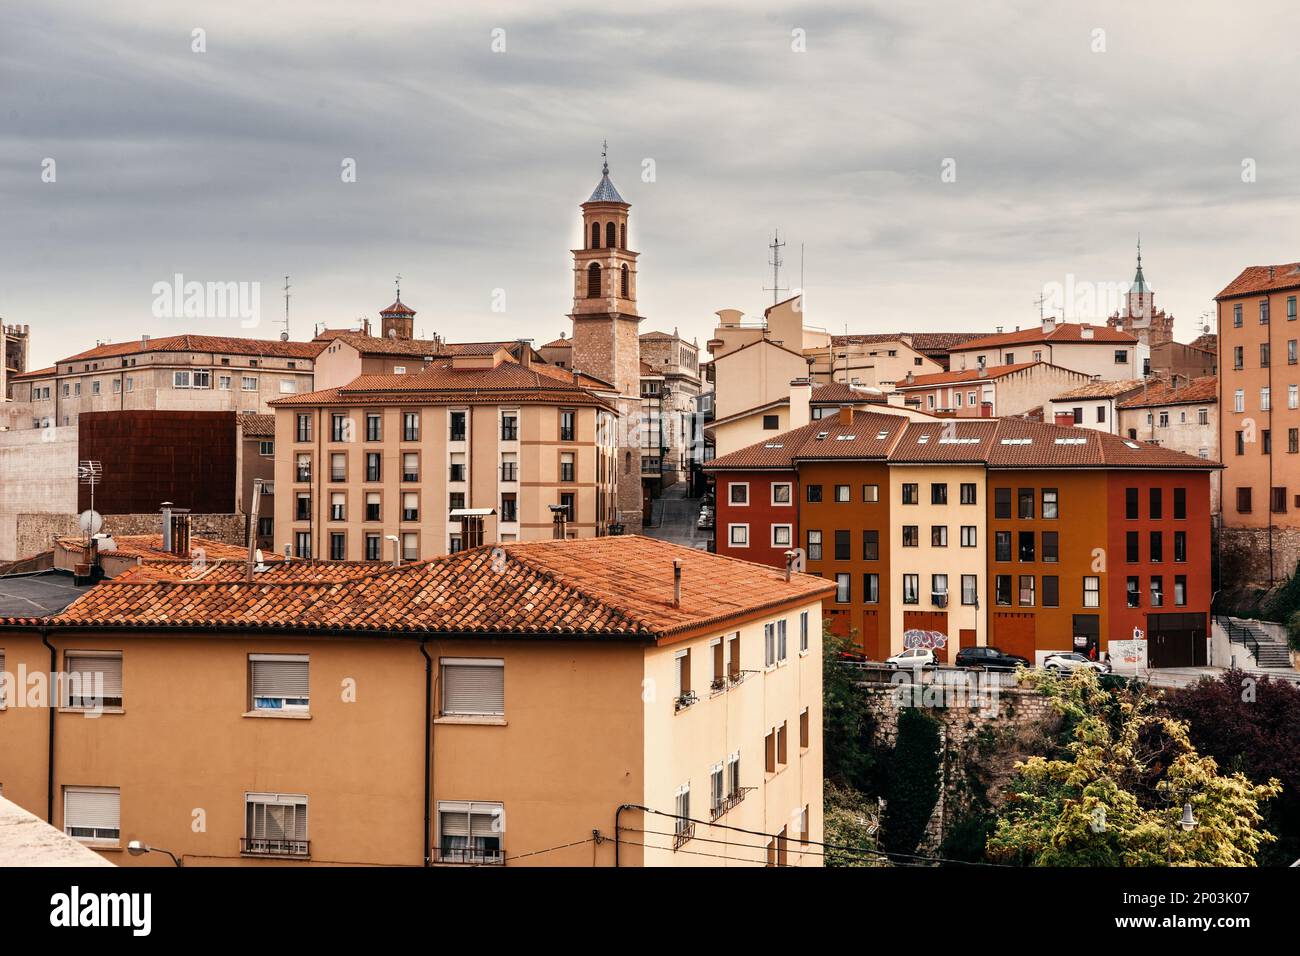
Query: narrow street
[{"left": 640, "top": 481, "right": 711, "bottom": 550}]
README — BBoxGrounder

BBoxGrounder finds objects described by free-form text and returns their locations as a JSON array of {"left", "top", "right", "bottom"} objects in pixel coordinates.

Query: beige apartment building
[
  {"left": 7, "top": 334, "right": 318, "bottom": 431},
  {"left": 0, "top": 536, "right": 828, "bottom": 867},
  {"left": 948, "top": 318, "right": 1148, "bottom": 382},
  {"left": 1116, "top": 376, "right": 1219, "bottom": 513},
  {"left": 892, "top": 361, "right": 1094, "bottom": 419},
  {"left": 272, "top": 350, "right": 620, "bottom": 560},
  {"left": 1216, "top": 263, "right": 1300, "bottom": 583}
]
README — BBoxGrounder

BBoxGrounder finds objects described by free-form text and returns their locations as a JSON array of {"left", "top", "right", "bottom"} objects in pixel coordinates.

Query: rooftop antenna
[
  {"left": 764, "top": 230, "right": 787, "bottom": 305},
  {"left": 282, "top": 275, "right": 291, "bottom": 340},
  {"left": 1034, "top": 292, "right": 1048, "bottom": 322}
]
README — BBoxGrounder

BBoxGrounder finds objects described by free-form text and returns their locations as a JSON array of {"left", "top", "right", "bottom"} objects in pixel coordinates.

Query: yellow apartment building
[{"left": 0, "top": 536, "right": 829, "bottom": 867}]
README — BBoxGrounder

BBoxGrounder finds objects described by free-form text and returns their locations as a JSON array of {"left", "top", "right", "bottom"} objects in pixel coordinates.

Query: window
[
  {"left": 328, "top": 532, "right": 346, "bottom": 560},
  {"left": 1114, "top": 349, "right": 1128, "bottom": 364},
  {"left": 902, "top": 483, "right": 919, "bottom": 505},
  {"left": 294, "top": 531, "right": 312, "bottom": 559},
  {"left": 902, "top": 525, "right": 919, "bottom": 548},
  {"left": 806, "top": 529, "right": 822, "bottom": 560},
  {"left": 833, "top": 530, "right": 851, "bottom": 560},
  {"left": 729, "top": 524, "right": 748, "bottom": 547},
  {"left": 1173, "top": 530, "right": 1187, "bottom": 562},
  {"left": 1042, "top": 575, "right": 1059, "bottom": 607},
  {"left": 1175, "top": 576, "right": 1187, "bottom": 607},
  {"left": 403, "top": 452, "right": 419, "bottom": 482},
  {"left": 765, "top": 730, "right": 777, "bottom": 773},
  {"left": 1125, "top": 487, "right": 1139, "bottom": 520},
  {"left": 403, "top": 492, "right": 420, "bottom": 522},
  {"left": 1261, "top": 342, "right": 1272, "bottom": 368},
  {"left": 800, "top": 708, "right": 810, "bottom": 749},
  {"left": 1235, "top": 431, "right": 1245, "bottom": 456},
  {"left": 862, "top": 529, "right": 879, "bottom": 560},
  {"left": 500, "top": 412, "right": 518, "bottom": 441},
  {"left": 763, "top": 623, "right": 777, "bottom": 667},
  {"left": 726, "top": 752, "right": 741, "bottom": 799},
  {"left": 1150, "top": 487, "right": 1163, "bottom": 520},
  {"left": 1126, "top": 531, "right": 1139, "bottom": 563},
  {"left": 1198, "top": 407, "right": 1209, "bottom": 425},
  {"left": 863, "top": 484, "right": 879, "bottom": 503},
  {"left": 960, "top": 483, "right": 977, "bottom": 505},
  {"left": 777, "top": 721, "right": 789, "bottom": 766},
  {"left": 296, "top": 413, "right": 313, "bottom": 443},
  {"left": 1041, "top": 488, "right": 1058, "bottom": 519},
  {"left": 1018, "top": 575, "right": 1035, "bottom": 607},
  {"left": 806, "top": 484, "right": 822, "bottom": 503},
  {"left": 586, "top": 262, "right": 601, "bottom": 297},
  {"left": 1042, "top": 531, "right": 1059, "bottom": 563},
  {"left": 1096, "top": 405, "right": 1106, "bottom": 423},
  {"left": 994, "top": 487, "right": 1012, "bottom": 519},
  {"left": 499, "top": 493, "right": 517, "bottom": 522},
  {"left": 1173, "top": 487, "right": 1186, "bottom": 520},
  {"left": 931, "top": 483, "right": 948, "bottom": 505},
  {"left": 863, "top": 573, "right": 879, "bottom": 604},
  {"left": 366, "top": 452, "right": 381, "bottom": 482},
  {"left": 771, "top": 482, "right": 792, "bottom": 505},
  {"left": 250, "top": 654, "right": 309, "bottom": 712},
  {"left": 437, "top": 801, "right": 504, "bottom": 864},
  {"left": 799, "top": 611, "right": 809, "bottom": 653},
  {"left": 1237, "top": 487, "right": 1252, "bottom": 513},
  {"left": 330, "top": 492, "right": 345, "bottom": 521},
  {"left": 441, "top": 658, "right": 504, "bottom": 717},
  {"left": 960, "top": 525, "right": 977, "bottom": 547},
  {"left": 242, "top": 375, "right": 258, "bottom": 391},
  {"left": 931, "top": 525, "right": 948, "bottom": 547},
  {"left": 1233, "top": 303, "right": 1243, "bottom": 327},
  {"left": 560, "top": 492, "right": 576, "bottom": 522},
  {"left": 63, "top": 652, "right": 123, "bottom": 709},
  {"left": 1234, "top": 389, "right": 1245, "bottom": 413},
  {"left": 173, "top": 370, "right": 191, "bottom": 388},
  {"left": 771, "top": 524, "right": 792, "bottom": 547},
  {"left": 932, "top": 573, "right": 948, "bottom": 605},
  {"left": 835, "top": 573, "right": 851, "bottom": 604},
  {"left": 762, "top": 414, "right": 780, "bottom": 430},
  {"left": 1262, "top": 387, "right": 1272, "bottom": 411},
  {"left": 676, "top": 648, "right": 692, "bottom": 699},
  {"left": 902, "top": 574, "right": 919, "bottom": 605},
  {"left": 64, "top": 787, "right": 120, "bottom": 844},
  {"left": 729, "top": 483, "right": 748, "bottom": 505},
  {"left": 960, "top": 574, "right": 978, "bottom": 606},
  {"left": 1017, "top": 488, "right": 1034, "bottom": 519},
  {"left": 1083, "top": 576, "right": 1100, "bottom": 608},
  {"left": 365, "top": 491, "right": 381, "bottom": 522},
  {"left": 1271, "top": 487, "right": 1288, "bottom": 514},
  {"left": 295, "top": 453, "right": 311, "bottom": 482},
  {"left": 1261, "top": 299, "right": 1271, "bottom": 324},
  {"left": 559, "top": 409, "right": 575, "bottom": 442},
  {"left": 777, "top": 619, "right": 788, "bottom": 662},
  {"left": 1150, "top": 576, "right": 1164, "bottom": 608},
  {"left": 1127, "top": 576, "right": 1141, "bottom": 608},
  {"left": 995, "top": 531, "right": 1011, "bottom": 562},
  {"left": 450, "top": 411, "right": 468, "bottom": 441},
  {"left": 995, "top": 575, "right": 1012, "bottom": 606},
  {"left": 259, "top": 440, "right": 275, "bottom": 458},
  {"left": 834, "top": 484, "right": 850, "bottom": 503},
  {"left": 403, "top": 411, "right": 420, "bottom": 441}
]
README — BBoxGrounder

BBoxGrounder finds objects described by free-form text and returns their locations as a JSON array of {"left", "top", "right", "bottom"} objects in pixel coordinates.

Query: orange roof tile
[
  {"left": 1117, "top": 376, "right": 1218, "bottom": 409},
  {"left": 236, "top": 412, "right": 275, "bottom": 437},
  {"left": 59, "top": 334, "right": 322, "bottom": 364},
  {"left": 1050, "top": 379, "right": 1147, "bottom": 401},
  {"left": 1215, "top": 264, "right": 1300, "bottom": 299},
  {"left": 25, "top": 537, "right": 833, "bottom": 638},
  {"left": 58, "top": 534, "right": 274, "bottom": 562},
  {"left": 950, "top": 323, "right": 1137, "bottom": 351},
  {"left": 893, "top": 361, "right": 1049, "bottom": 388}
]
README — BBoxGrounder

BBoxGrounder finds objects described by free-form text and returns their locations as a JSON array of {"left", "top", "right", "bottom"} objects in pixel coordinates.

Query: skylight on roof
[
  {"left": 938, "top": 437, "right": 980, "bottom": 445},
  {"left": 764, "top": 442, "right": 784, "bottom": 449},
  {"left": 917, "top": 435, "right": 930, "bottom": 444},
  {"left": 815, "top": 431, "right": 829, "bottom": 441},
  {"left": 1054, "top": 437, "right": 1087, "bottom": 445},
  {"left": 1123, "top": 440, "right": 1141, "bottom": 449},
  {"left": 876, "top": 431, "right": 889, "bottom": 439},
  {"left": 999, "top": 438, "right": 1032, "bottom": 445},
  {"left": 835, "top": 434, "right": 856, "bottom": 441}
]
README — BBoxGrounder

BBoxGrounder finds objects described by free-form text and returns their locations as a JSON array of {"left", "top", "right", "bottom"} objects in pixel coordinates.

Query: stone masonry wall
[
  {"left": 1219, "top": 526, "right": 1300, "bottom": 588},
  {"left": 12, "top": 512, "right": 247, "bottom": 562}
]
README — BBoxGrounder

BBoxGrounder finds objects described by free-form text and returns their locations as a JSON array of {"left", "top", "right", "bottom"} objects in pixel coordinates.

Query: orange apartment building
[
  {"left": 709, "top": 411, "right": 1216, "bottom": 665},
  {"left": 271, "top": 350, "right": 620, "bottom": 560},
  {"left": 0, "top": 536, "right": 829, "bottom": 867},
  {"left": 1216, "top": 263, "right": 1300, "bottom": 584}
]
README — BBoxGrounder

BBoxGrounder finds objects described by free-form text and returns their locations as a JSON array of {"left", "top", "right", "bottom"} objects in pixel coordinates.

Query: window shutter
[
  {"left": 250, "top": 657, "right": 309, "bottom": 698},
  {"left": 440, "top": 810, "right": 470, "bottom": 837},
  {"left": 470, "top": 810, "right": 501, "bottom": 838},
  {"left": 0, "top": 649, "right": 5, "bottom": 704},
  {"left": 65, "top": 788, "right": 120, "bottom": 829},
  {"left": 65, "top": 654, "right": 123, "bottom": 700},
  {"left": 442, "top": 661, "right": 504, "bottom": 715}
]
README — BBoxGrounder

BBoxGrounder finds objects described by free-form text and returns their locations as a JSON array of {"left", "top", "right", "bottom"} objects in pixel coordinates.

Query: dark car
[{"left": 954, "top": 645, "right": 1030, "bottom": 671}]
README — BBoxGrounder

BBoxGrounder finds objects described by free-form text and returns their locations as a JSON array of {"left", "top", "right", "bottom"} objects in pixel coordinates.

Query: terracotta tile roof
[
  {"left": 317, "top": 332, "right": 525, "bottom": 359},
  {"left": 1215, "top": 263, "right": 1300, "bottom": 299},
  {"left": 1189, "top": 332, "right": 1217, "bottom": 353},
  {"left": 541, "top": 337, "right": 572, "bottom": 349},
  {"left": 810, "top": 381, "right": 887, "bottom": 404},
  {"left": 379, "top": 299, "right": 416, "bottom": 316},
  {"left": 1050, "top": 379, "right": 1146, "bottom": 401},
  {"left": 1117, "top": 376, "right": 1218, "bottom": 409},
  {"left": 829, "top": 332, "right": 987, "bottom": 354},
  {"left": 950, "top": 323, "right": 1137, "bottom": 351},
  {"left": 269, "top": 360, "right": 615, "bottom": 410},
  {"left": 10, "top": 366, "right": 56, "bottom": 380},
  {"left": 893, "top": 361, "right": 1047, "bottom": 388},
  {"left": 58, "top": 334, "right": 322, "bottom": 364},
  {"left": 236, "top": 412, "right": 275, "bottom": 437},
  {"left": 26, "top": 537, "right": 833, "bottom": 637},
  {"left": 708, "top": 409, "right": 1216, "bottom": 472},
  {"left": 114, "top": 558, "right": 376, "bottom": 584},
  {"left": 57, "top": 534, "right": 269, "bottom": 562},
  {"left": 707, "top": 410, "right": 912, "bottom": 469}
]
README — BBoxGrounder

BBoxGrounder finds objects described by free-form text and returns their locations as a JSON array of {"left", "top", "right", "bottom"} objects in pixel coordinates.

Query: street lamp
[
  {"left": 126, "top": 840, "right": 183, "bottom": 867},
  {"left": 1178, "top": 799, "right": 1198, "bottom": 832}
]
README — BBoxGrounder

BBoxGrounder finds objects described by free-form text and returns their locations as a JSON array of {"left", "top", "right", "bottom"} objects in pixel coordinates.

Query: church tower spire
[{"left": 1126, "top": 236, "right": 1153, "bottom": 320}]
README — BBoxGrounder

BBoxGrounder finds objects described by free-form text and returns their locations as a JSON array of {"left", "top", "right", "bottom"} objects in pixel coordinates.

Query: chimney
[
  {"left": 516, "top": 340, "right": 532, "bottom": 369},
  {"left": 1042, "top": 316, "right": 1056, "bottom": 334},
  {"left": 161, "top": 501, "right": 173, "bottom": 552},
  {"left": 784, "top": 550, "right": 795, "bottom": 582},
  {"left": 170, "top": 512, "right": 191, "bottom": 558},
  {"left": 995, "top": 326, "right": 1003, "bottom": 334},
  {"left": 716, "top": 308, "right": 743, "bottom": 328},
  {"left": 1054, "top": 411, "right": 1076, "bottom": 427},
  {"left": 672, "top": 559, "right": 683, "bottom": 608},
  {"left": 1080, "top": 326, "right": 1094, "bottom": 339},
  {"left": 788, "top": 378, "right": 812, "bottom": 429},
  {"left": 904, "top": 370, "right": 915, "bottom": 385},
  {"left": 141, "top": 334, "right": 151, "bottom": 349},
  {"left": 837, "top": 405, "right": 853, "bottom": 426},
  {"left": 246, "top": 478, "right": 262, "bottom": 582},
  {"left": 1269, "top": 266, "right": 1276, "bottom": 281},
  {"left": 977, "top": 366, "right": 988, "bottom": 378}
]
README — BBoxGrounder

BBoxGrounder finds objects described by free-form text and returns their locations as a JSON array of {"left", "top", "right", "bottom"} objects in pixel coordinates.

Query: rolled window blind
[
  {"left": 442, "top": 663, "right": 504, "bottom": 715},
  {"left": 251, "top": 658, "right": 309, "bottom": 698},
  {"left": 65, "top": 788, "right": 120, "bottom": 829},
  {"left": 65, "top": 654, "right": 123, "bottom": 700}
]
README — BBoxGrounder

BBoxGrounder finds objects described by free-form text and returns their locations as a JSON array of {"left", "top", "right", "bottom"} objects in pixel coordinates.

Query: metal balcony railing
[{"left": 241, "top": 837, "right": 310, "bottom": 858}]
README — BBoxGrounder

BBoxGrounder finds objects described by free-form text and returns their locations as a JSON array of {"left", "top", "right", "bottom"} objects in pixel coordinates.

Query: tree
[
  {"left": 823, "top": 628, "right": 878, "bottom": 792},
  {"left": 880, "top": 707, "right": 942, "bottom": 857},
  {"left": 986, "top": 669, "right": 1280, "bottom": 866},
  {"left": 1166, "top": 668, "right": 1300, "bottom": 866},
  {"left": 824, "top": 782, "right": 885, "bottom": 867}
]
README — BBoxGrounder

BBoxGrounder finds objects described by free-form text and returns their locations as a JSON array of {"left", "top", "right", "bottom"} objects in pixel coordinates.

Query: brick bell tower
[{"left": 568, "top": 143, "right": 644, "bottom": 527}]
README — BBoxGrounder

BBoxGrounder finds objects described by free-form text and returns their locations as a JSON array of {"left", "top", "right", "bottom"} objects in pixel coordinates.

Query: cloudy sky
[{"left": 5, "top": 1, "right": 1300, "bottom": 369}]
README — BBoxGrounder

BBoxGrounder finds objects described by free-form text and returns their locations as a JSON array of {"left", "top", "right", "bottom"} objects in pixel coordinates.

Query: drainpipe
[
  {"left": 419, "top": 638, "right": 433, "bottom": 867},
  {"left": 41, "top": 627, "right": 56, "bottom": 822}
]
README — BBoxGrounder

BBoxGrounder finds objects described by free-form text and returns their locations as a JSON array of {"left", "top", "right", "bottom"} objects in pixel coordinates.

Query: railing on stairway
[{"left": 1216, "top": 615, "right": 1262, "bottom": 664}]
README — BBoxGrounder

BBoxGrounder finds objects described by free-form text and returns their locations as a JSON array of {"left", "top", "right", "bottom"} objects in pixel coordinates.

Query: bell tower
[{"left": 568, "top": 143, "right": 642, "bottom": 397}]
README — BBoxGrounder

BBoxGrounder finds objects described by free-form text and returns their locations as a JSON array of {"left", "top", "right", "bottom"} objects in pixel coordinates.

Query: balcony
[
  {"left": 241, "top": 837, "right": 310, "bottom": 859},
  {"left": 674, "top": 690, "right": 698, "bottom": 712},
  {"left": 438, "top": 846, "right": 504, "bottom": 865},
  {"left": 672, "top": 822, "right": 695, "bottom": 850}
]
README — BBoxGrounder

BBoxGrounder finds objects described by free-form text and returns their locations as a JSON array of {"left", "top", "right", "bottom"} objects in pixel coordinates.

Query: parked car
[
  {"left": 1042, "top": 651, "right": 1111, "bottom": 674},
  {"left": 885, "top": 647, "right": 936, "bottom": 669},
  {"left": 697, "top": 512, "right": 714, "bottom": 530},
  {"left": 954, "top": 645, "right": 1030, "bottom": 671}
]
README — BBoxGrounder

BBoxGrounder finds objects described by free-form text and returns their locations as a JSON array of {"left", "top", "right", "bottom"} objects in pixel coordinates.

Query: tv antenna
[
  {"left": 282, "top": 275, "right": 291, "bottom": 340},
  {"left": 764, "top": 230, "right": 788, "bottom": 305},
  {"left": 1034, "top": 291, "right": 1049, "bottom": 321},
  {"left": 77, "top": 460, "right": 103, "bottom": 547}
]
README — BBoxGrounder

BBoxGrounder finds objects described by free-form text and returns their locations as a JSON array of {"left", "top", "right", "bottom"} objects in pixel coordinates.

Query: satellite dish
[
  {"left": 79, "top": 510, "right": 103, "bottom": 535},
  {"left": 279, "top": 331, "right": 289, "bottom": 342}
]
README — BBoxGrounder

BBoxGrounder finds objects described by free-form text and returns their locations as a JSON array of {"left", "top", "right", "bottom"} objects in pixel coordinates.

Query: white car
[
  {"left": 885, "top": 647, "right": 935, "bottom": 669},
  {"left": 1042, "top": 651, "right": 1111, "bottom": 674}
]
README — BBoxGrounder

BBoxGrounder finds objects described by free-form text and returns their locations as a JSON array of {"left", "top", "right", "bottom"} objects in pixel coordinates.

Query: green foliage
[
  {"left": 986, "top": 669, "right": 1280, "bottom": 866},
  {"left": 1263, "top": 559, "right": 1300, "bottom": 632},
  {"left": 824, "top": 781, "right": 885, "bottom": 867},
  {"left": 939, "top": 811, "right": 996, "bottom": 865},
  {"left": 823, "top": 628, "right": 878, "bottom": 792},
  {"left": 880, "top": 707, "right": 942, "bottom": 857}
]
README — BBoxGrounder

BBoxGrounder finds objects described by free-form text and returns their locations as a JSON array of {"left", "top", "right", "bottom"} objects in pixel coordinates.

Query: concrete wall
[{"left": 0, "top": 426, "right": 78, "bottom": 560}]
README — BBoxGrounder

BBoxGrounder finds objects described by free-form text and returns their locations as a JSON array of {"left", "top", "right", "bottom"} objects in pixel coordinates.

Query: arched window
[
  {"left": 620, "top": 223, "right": 626, "bottom": 249},
  {"left": 590, "top": 222, "right": 600, "bottom": 248},
  {"left": 587, "top": 262, "right": 601, "bottom": 298},
  {"left": 605, "top": 222, "right": 616, "bottom": 248},
  {"left": 621, "top": 263, "right": 630, "bottom": 298}
]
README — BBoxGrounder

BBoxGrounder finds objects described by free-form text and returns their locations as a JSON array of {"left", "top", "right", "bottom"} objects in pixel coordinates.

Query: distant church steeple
[{"left": 1126, "top": 237, "right": 1153, "bottom": 320}]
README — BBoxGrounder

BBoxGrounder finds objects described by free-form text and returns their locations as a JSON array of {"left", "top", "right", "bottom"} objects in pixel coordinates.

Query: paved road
[{"left": 641, "top": 483, "right": 711, "bottom": 550}]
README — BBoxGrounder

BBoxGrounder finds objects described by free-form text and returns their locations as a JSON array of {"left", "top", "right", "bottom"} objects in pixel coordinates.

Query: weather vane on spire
[
  {"left": 1137, "top": 234, "right": 1142, "bottom": 270},
  {"left": 395, "top": 273, "right": 402, "bottom": 302},
  {"left": 601, "top": 139, "right": 609, "bottom": 176}
]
